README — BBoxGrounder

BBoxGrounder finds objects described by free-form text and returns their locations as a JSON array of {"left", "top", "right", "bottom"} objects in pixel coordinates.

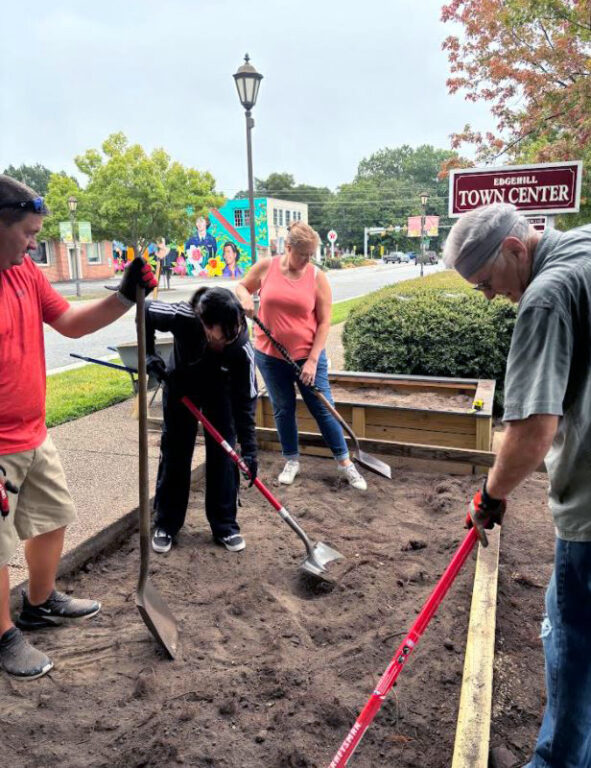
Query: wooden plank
[
  {"left": 255, "top": 427, "right": 497, "bottom": 467},
  {"left": 328, "top": 370, "right": 481, "bottom": 387},
  {"left": 365, "top": 408, "right": 477, "bottom": 435},
  {"left": 364, "top": 424, "right": 477, "bottom": 449},
  {"left": 352, "top": 406, "right": 366, "bottom": 437},
  {"left": 473, "top": 379, "right": 496, "bottom": 416},
  {"left": 452, "top": 527, "right": 501, "bottom": 768}
]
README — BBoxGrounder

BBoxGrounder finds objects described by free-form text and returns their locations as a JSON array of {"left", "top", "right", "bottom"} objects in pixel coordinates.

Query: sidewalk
[{"left": 9, "top": 324, "right": 346, "bottom": 591}]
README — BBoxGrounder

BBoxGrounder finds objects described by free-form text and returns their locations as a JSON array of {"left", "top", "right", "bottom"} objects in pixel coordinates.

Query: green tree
[
  {"left": 3, "top": 163, "right": 57, "bottom": 197},
  {"left": 327, "top": 145, "right": 462, "bottom": 252},
  {"left": 237, "top": 172, "right": 334, "bottom": 236},
  {"left": 74, "top": 132, "right": 225, "bottom": 252},
  {"left": 41, "top": 174, "right": 86, "bottom": 240}
]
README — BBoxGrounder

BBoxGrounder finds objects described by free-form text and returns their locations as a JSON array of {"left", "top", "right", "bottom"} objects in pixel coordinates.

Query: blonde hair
[{"left": 286, "top": 220, "right": 319, "bottom": 253}]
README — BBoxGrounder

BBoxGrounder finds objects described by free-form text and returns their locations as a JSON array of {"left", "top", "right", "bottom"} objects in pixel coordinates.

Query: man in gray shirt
[{"left": 444, "top": 203, "right": 591, "bottom": 768}]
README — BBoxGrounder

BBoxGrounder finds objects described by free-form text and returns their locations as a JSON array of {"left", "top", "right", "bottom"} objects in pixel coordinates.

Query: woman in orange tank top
[{"left": 236, "top": 221, "right": 366, "bottom": 491}]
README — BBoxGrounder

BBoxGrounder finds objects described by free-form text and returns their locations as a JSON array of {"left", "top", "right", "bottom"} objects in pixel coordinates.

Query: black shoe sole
[{"left": 16, "top": 606, "right": 101, "bottom": 631}]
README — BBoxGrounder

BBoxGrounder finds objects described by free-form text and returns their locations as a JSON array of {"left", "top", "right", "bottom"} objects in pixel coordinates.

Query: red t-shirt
[{"left": 0, "top": 257, "right": 69, "bottom": 454}]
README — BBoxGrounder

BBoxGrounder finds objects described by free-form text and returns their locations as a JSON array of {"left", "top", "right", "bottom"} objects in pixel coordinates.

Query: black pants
[{"left": 154, "top": 385, "right": 240, "bottom": 539}]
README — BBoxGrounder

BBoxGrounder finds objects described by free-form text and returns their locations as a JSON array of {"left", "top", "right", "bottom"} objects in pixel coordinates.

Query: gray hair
[{"left": 443, "top": 203, "right": 530, "bottom": 279}]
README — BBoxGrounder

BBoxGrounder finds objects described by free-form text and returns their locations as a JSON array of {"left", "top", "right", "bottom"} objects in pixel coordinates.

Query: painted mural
[{"left": 112, "top": 198, "right": 273, "bottom": 279}]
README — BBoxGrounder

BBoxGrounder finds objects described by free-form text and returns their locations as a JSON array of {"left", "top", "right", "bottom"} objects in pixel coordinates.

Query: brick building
[{"left": 31, "top": 238, "right": 115, "bottom": 282}]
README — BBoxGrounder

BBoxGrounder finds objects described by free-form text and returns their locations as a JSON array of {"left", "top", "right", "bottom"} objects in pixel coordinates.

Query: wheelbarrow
[{"left": 70, "top": 337, "right": 174, "bottom": 407}]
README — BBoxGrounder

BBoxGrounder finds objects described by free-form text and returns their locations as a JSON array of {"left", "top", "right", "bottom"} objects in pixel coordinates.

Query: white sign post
[{"left": 327, "top": 229, "right": 338, "bottom": 259}]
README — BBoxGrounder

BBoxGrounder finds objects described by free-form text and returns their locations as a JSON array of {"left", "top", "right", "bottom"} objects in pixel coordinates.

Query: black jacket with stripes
[{"left": 145, "top": 299, "right": 258, "bottom": 457}]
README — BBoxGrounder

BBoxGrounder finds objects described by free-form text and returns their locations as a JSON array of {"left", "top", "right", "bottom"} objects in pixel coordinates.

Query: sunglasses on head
[{"left": 0, "top": 196, "right": 47, "bottom": 214}]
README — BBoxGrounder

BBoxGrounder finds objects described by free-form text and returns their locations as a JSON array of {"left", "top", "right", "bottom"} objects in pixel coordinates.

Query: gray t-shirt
[{"left": 503, "top": 225, "right": 591, "bottom": 541}]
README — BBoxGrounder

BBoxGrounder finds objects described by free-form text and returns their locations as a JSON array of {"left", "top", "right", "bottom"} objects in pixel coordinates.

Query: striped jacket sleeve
[{"left": 230, "top": 339, "right": 258, "bottom": 457}]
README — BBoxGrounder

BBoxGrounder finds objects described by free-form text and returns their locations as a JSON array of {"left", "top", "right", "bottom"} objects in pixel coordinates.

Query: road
[{"left": 45, "top": 262, "right": 443, "bottom": 371}]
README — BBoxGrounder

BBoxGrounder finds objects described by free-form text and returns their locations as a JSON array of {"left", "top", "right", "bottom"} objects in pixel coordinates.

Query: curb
[{"left": 9, "top": 462, "right": 206, "bottom": 611}]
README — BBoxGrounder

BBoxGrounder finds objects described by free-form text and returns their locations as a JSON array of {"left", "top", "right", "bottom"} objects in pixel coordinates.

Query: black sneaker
[
  {"left": 16, "top": 589, "right": 101, "bottom": 631},
  {"left": 152, "top": 528, "right": 172, "bottom": 554},
  {"left": 215, "top": 534, "right": 246, "bottom": 552},
  {"left": 0, "top": 627, "right": 53, "bottom": 680}
]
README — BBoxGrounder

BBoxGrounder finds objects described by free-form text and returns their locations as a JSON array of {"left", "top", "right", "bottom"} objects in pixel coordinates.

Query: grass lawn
[
  {"left": 331, "top": 296, "right": 364, "bottom": 325},
  {"left": 46, "top": 362, "right": 134, "bottom": 428}
]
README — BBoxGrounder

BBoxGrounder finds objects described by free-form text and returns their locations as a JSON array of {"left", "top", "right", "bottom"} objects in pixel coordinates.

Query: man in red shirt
[{"left": 0, "top": 175, "right": 156, "bottom": 680}]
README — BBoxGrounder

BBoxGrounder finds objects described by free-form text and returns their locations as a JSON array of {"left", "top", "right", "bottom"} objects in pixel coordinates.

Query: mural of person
[
  {"left": 185, "top": 216, "right": 217, "bottom": 267},
  {"left": 221, "top": 242, "right": 244, "bottom": 279},
  {"left": 155, "top": 237, "right": 177, "bottom": 290}
]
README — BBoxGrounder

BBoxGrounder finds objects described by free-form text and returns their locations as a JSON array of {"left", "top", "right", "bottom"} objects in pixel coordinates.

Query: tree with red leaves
[{"left": 441, "top": 0, "right": 591, "bottom": 224}]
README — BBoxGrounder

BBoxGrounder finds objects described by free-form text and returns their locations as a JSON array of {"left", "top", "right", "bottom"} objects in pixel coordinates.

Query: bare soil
[
  {"left": 1, "top": 454, "right": 553, "bottom": 768},
  {"left": 328, "top": 385, "right": 474, "bottom": 412}
]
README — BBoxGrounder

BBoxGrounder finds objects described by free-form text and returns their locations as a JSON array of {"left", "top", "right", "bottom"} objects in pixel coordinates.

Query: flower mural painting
[{"left": 205, "top": 257, "right": 224, "bottom": 277}]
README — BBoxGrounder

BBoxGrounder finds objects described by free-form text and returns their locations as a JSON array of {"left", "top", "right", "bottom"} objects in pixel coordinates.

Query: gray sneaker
[
  {"left": 16, "top": 589, "right": 101, "bottom": 630},
  {"left": 0, "top": 627, "right": 53, "bottom": 680}
]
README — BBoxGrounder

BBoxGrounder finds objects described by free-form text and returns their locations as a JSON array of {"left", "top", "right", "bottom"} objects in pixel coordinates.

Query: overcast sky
[{"left": 0, "top": 0, "right": 496, "bottom": 197}]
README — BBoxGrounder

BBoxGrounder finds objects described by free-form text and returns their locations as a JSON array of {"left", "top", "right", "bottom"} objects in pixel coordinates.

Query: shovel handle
[
  {"left": 136, "top": 286, "right": 151, "bottom": 591},
  {"left": 180, "top": 396, "right": 314, "bottom": 550},
  {"left": 327, "top": 526, "right": 479, "bottom": 766}
]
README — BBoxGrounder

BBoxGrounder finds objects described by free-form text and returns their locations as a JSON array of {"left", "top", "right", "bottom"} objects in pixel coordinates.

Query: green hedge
[{"left": 343, "top": 271, "right": 517, "bottom": 408}]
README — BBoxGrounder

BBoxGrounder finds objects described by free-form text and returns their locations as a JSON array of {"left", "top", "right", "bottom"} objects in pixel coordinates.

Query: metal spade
[{"left": 135, "top": 286, "right": 179, "bottom": 659}]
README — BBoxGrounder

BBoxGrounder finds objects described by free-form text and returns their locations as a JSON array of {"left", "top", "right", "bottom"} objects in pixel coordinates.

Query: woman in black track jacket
[{"left": 145, "top": 287, "right": 257, "bottom": 555}]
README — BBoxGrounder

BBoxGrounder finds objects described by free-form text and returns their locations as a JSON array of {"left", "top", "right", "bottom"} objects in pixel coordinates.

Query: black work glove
[
  {"left": 465, "top": 479, "right": 506, "bottom": 547},
  {"left": 241, "top": 455, "right": 258, "bottom": 487},
  {"left": 108, "top": 257, "right": 157, "bottom": 305},
  {"left": 146, "top": 354, "right": 168, "bottom": 383}
]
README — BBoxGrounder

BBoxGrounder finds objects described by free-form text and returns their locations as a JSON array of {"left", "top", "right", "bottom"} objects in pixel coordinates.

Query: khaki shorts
[{"left": 0, "top": 434, "right": 76, "bottom": 567}]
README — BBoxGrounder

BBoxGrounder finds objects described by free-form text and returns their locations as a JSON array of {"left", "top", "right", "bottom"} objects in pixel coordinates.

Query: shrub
[
  {"left": 324, "top": 258, "right": 342, "bottom": 269},
  {"left": 343, "top": 271, "right": 517, "bottom": 409}
]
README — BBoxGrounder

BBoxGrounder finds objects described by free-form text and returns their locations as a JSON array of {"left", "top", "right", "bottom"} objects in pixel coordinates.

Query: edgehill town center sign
[{"left": 448, "top": 161, "right": 583, "bottom": 217}]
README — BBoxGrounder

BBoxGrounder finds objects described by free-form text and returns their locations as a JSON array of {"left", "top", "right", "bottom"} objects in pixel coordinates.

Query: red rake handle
[
  {"left": 327, "top": 526, "right": 479, "bottom": 767},
  {"left": 180, "top": 396, "right": 282, "bottom": 512}
]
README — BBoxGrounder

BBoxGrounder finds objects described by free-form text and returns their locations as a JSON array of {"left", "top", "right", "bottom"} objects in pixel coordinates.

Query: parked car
[{"left": 383, "top": 251, "right": 409, "bottom": 264}]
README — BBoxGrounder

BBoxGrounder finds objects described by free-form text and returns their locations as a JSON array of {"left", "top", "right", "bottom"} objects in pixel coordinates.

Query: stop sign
[{"left": 327, "top": 230, "right": 338, "bottom": 243}]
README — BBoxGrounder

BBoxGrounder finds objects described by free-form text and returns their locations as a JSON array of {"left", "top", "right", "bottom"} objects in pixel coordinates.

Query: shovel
[
  {"left": 135, "top": 286, "right": 179, "bottom": 659},
  {"left": 180, "top": 396, "right": 344, "bottom": 580},
  {"left": 252, "top": 316, "right": 391, "bottom": 479}
]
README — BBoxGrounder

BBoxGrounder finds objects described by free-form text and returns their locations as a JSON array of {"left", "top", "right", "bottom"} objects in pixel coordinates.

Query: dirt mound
[{"left": 1, "top": 456, "right": 553, "bottom": 767}]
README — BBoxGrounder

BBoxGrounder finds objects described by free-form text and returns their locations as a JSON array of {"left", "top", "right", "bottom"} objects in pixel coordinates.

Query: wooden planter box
[{"left": 255, "top": 371, "right": 496, "bottom": 474}]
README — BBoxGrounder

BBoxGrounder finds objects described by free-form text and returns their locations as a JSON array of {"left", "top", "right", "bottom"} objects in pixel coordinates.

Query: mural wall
[{"left": 112, "top": 198, "right": 274, "bottom": 279}]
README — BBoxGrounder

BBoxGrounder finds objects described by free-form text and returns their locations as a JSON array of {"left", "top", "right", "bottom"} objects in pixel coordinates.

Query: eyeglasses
[
  {"left": 472, "top": 279, "right": 493, "bottom": 293},
  {"left": 0, "top": 196, "right": 47, "bottom": 214}
]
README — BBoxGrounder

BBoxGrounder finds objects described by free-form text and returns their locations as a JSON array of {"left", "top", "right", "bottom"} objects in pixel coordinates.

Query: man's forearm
[{"left": 486, "top": 414, "right": 558, "bottom": 498}]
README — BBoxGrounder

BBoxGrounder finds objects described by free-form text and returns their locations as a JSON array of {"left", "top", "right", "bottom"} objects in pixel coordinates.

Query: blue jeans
[
  {"left": 255, "top": 349, "right": 349, "bottom": 462},
  {"left": 525, "top": 538, "right": 591, "bottom": 768}
]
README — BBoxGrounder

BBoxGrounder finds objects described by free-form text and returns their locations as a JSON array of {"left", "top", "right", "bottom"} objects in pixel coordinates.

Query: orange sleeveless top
[{"left": 255, "top": 257, "right": 318, "bottom": 360}]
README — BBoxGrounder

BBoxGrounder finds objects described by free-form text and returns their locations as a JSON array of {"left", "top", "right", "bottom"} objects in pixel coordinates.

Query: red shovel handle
[
  {"left": 180, "top": 397, "right": 283, "bottom": 512},
  {"left": 327, "top": 526, "right": 479, "bottom": 767}
]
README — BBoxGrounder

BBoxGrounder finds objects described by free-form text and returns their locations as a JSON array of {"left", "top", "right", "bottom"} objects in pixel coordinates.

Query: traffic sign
[{"left": 327, "top": 229, "right": 338, "bottom": 243}]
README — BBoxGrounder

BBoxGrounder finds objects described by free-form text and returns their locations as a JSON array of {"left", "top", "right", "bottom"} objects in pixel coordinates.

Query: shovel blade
[
  {"left": 300, "top": 541, "right": 344, "bottom": 579},
  {"left": 355, "top": 449, "right": 392, "bottom": 479},
  {"left": 136, "top": 578, "right": 179, "bottom": 659}
]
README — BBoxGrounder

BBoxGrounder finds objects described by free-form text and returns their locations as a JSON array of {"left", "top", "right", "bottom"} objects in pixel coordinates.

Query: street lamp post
[
  {"left": 68, "top": 195, "right": 81, "bottom": 297},
  {"left": 420, "top": 192, "right": 428, "bottom": 278},
  {"left": 233, "top": 54, "right": 263, "bottom": 265}
]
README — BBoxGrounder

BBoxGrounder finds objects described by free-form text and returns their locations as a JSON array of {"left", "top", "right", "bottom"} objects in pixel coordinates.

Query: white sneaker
[
  {"left": 338, "top": 462, "right": 367, "bottom": 491},
  {"left": 278, "top": 460, "right": 300, "bottom": 485}
]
